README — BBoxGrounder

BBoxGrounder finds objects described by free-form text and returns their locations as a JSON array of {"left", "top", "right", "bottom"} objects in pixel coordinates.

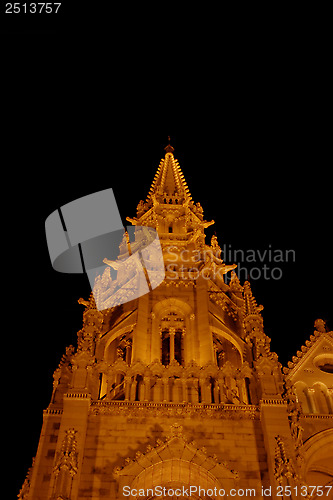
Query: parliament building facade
[{"left": 20, "top": 144, "right": 333, "bottom": 499}]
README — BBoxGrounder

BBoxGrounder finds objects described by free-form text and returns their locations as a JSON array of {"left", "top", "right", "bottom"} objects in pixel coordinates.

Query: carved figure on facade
[
  {"left": 283, "top": 380, "right": 305, "bottom": 470},
  {"left": 274, "top": 435, "right": 298, "bottom": 483},
  {"left": 274, "top": 435, "right": 310, "bottom": 499},
  {"left": 77, "top": 299, "right": 104, "bottom": 354},
  {"left": 229, "top": 270, "right": 244, "bottom": 298},
  {"left": 51, "top": 429, "right": 78, "bottom": 499},
  {"left": 200, "top": 238, "right": 237, "bottom": 286},
  {"left": 51, "top": 345, "right": 75, "bottom": 403}
]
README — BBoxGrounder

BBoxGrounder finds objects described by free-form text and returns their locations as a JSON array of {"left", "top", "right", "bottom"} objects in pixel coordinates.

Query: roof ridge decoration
[{"left": 283, "top": 319, "right": 333, "bottom": 375}]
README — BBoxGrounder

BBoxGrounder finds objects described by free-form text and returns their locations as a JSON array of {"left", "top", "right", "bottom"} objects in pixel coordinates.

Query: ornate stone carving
[
  {"left": 90, "top": 400, "right": 259, "bottom": 419},
  {"left": 274, "top": 435, "right": 298, "bottom": 483},
  {"left": 18, "top": 458, "right": 35, "bottom": 500},
  {"left": 51, "top": 429, "right": 79, "bottom": 499},
  {"left": 53, "top": 429, "right": 78, "bottom": 477},
  {"left": 114, "top": 423, "right": 239, "bottom": 481},
  {"left": 274, "top": 435, "right": 311, "bottom": 499}
]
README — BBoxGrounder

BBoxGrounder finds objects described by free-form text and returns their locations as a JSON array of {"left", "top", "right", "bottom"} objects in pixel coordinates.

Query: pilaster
[
  {"left": 195, "top": 276, "right": 214, "bottom": 365},
  {"left": 260, "top": 399, "right": 294, "bottom": 499},
  {"left": 27, "top": 410, "right": 62, "bottom": 500},
  {"left": 132, "top": 293, "right": 150, "bottom": 363},
  {"left": 47, "top": 392, "right": 91, "bottom": 500}
]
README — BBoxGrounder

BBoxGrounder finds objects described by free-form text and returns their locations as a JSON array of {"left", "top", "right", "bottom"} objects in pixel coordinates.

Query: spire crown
[
  {"left": 164, "top": 136, "right": 175, "bottom": 155},
  {"left": 146, "top": 141, "right": 192, "bottom": 204}
]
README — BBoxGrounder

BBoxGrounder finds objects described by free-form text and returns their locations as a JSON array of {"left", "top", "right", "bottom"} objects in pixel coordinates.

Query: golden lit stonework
[{"left": 20, "top": 143, "right": 333, "bottom": 500}]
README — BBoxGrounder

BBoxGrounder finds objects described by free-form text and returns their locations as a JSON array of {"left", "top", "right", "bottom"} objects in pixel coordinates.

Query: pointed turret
[
  {"left": 242, "top": 281, "right": 264, "bottom": 335},
  {"left": 242, "top": 281, "right": 281, "bottom": 399},
  {"left": 243, "top": 281, "right": 264, "bottom": 318},
  {"left": 146, "top": 139, "right": 192, "bottom": 205},
  {"left": 127, "top": 140, "right": 213, "bottom": 246}
]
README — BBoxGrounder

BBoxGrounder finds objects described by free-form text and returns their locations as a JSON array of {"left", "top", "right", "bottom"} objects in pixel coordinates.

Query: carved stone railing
[
  {"left": 301, "top": 413, "right": 333, "bottom": 419},
  {"left": 89, "top": 399, "right": 260, "bottom": 419}
]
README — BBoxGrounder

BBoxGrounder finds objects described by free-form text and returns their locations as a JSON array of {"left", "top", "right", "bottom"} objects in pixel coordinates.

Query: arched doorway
[
  {"left": 302, "top": 429, "right": 333, "bottom": 499},
  {"left": 123, "top": 457, "right": 233, "bottom": 500}
]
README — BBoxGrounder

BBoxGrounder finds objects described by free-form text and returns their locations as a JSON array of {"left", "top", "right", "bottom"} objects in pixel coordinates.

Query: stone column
[
  {"left": 196, "top": 276, "right": 214, "bottom": 365},
  {"left": 199, "top": 377, "right": 209, "bottom": 403},
  {"left": 130, "top": 379, "right": 137, "bottom": 401},
  {"left": 169, "top": 327, "right": 175, "bottom": 361},
  {"left": 132, "top": 294, "right": 149, "bottom": 363},
  {"left": 217, "top": 376, "right": 227, "bottom": 403},
  {"left": 326, "top": 388, "right": 333, "bottom": 413},
  {"left": 124, "top": 376, "right": 131, "bottom": 401},
  {"left": 306, "top": 387, "right": 316, "bottom": 413},
  {"left": 181, "top": 378, "right": 187, "bottom": 402},
  {"left": 162, "top": 377, "right": 169, "bottom": 402},
  {"left": 144, "top": 376, "right": 151, "bottom": 401},
  {"left": 236, "top": 376, "right": 246, "bottom": 404}
]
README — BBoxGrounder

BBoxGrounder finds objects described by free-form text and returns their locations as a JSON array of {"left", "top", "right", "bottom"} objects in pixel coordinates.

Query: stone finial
[
  {"left": 314, "top": 318, "right": 327, "bottom": 333},
  {"left": 164, "top": 136, "right": 175, "bottom": 154}
]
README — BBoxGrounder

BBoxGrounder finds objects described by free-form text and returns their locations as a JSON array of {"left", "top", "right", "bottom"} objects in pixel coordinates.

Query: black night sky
[{"left": 4, "top": 21, "right": 331, "bottom": 498}]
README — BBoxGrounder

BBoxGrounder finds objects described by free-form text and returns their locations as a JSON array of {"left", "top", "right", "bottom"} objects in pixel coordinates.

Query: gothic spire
[
  {"left": 243, "top": 281, "right": 264, "bottom": 317},
  {"left": 146, "top": 140, "right": 192, "bottom": 204}
]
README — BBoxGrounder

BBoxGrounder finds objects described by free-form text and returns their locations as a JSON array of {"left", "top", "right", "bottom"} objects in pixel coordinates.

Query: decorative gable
[
  {"left": 113, "top": 423, "right": 239, "bottom": 490},
  {"left": 284, "top": 320, "right": 333, "bottom": 415}
]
